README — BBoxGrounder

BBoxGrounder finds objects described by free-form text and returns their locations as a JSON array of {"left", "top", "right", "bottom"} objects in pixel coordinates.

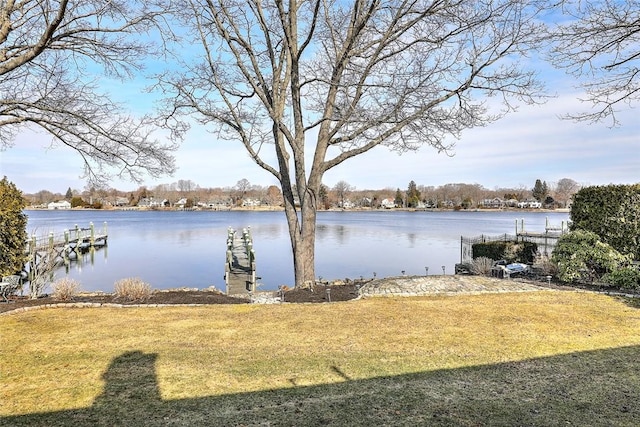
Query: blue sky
[{"left": 1, "top": 45, "right": 638, "bottom": 195}]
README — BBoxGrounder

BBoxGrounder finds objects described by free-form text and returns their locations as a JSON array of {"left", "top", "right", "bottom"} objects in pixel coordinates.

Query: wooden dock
[
  {"left": 24, "top": 222, "right": 108, "bottom": 280},
  {"left": 28, "top": 222, "right": 108, "bottom": 254},
  {"left": 224, "top": 227, "right": 257, "bottom": 295}
]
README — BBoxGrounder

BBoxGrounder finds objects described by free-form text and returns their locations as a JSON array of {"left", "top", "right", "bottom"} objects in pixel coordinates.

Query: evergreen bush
[
  {"left": 570, "top": 184, "right": 640, "bottom": 260},
  {"left": 472, "top": 241, "right": 537, "bottom": 264},
  {"left": 0, "top": 177, "right": 28, "bottom": 277},
  {"left": 602, "top": 267, "right": 640, "bottom": 291},
  {"left": 551, "top": 230, "right": 630, "bottom": 284}
]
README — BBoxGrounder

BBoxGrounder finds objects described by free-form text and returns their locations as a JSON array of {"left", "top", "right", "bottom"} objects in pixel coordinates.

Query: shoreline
[{"left": 25, "top": 206, "right": 570, "bottom": 213}]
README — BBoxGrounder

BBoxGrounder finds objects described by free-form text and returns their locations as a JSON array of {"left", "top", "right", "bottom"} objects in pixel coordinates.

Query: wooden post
[
  {"left": 64, "top": 230, "right": 70, "bottom": 264},
  {"left": 28, "top": 235, "right": 36, "bottom": 282},
  {"left": 90, "top": 222, "right": 95, "bottom": 246}
]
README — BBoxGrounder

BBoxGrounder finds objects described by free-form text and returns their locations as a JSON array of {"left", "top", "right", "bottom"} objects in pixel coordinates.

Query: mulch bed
[
  {"left": 282, "top": 283, "right": 360, "bottom": 303},
  {"left": 3, "top": 279, "right": 638, "bottom": 314},
  {"left": 0, "top": 283, "right": 361, "bottom": 314}
]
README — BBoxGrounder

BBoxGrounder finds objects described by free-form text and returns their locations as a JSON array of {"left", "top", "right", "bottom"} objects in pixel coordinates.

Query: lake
[{"left": 25, "top": 209, "right": 570, "bottom": 292}]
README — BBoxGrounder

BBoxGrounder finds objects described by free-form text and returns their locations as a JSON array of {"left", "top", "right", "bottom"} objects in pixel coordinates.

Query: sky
[{"left": 1, "top": 35, "right": 638, "bottom": 195}]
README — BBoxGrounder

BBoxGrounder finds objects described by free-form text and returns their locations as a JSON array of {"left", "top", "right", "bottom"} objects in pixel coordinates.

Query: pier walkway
[
  {"left": 28, "top": 222, "right": 108, "bottom": 255},
  {"left": 23, "top": 222, "right": 108, "bottom": 283},
  {"left": 224, "top": 227, "right": 257, "bottom": 295}
]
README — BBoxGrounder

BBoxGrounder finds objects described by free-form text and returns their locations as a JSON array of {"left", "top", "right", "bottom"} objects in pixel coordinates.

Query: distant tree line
[{"left": 21, "top": 177, "right": 582, "bottom": 210}]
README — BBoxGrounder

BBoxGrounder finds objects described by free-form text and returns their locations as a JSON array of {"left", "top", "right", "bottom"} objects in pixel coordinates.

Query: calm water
[{"left": 25, "top": 209, "right": 570, "bottom": 292}]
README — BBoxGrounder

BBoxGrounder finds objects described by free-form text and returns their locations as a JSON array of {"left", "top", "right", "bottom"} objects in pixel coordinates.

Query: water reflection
[
  {"left": 332, "top": 225, "right": 348, "bottom": 244},
  {"left": 316, "top": 224, "right": 329, "bottom": 240}
]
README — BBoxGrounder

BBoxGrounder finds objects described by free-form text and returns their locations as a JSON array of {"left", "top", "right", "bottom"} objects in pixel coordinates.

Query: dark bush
[
  {"left": 603, "top": 267, "right": 640, "bottom": 291},
  {"left": 472, "top": 241, "right": 538, "bottom": 264}
]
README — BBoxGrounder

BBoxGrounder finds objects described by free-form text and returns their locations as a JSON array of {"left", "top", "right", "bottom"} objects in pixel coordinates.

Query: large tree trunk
[{"left": 282, "top": 183, "right": 318, "bottom": 288}]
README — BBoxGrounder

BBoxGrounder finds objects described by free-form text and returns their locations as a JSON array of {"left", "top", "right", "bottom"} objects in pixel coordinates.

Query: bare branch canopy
[
  {"left": 0, "top": 0, "right": 178, "bottom": 185},
  {"left": 548, "top": 0, "right": 640, "bottom": 125},
  {"left": 159, "top": 0, "right": 547, "bottom": 286}
]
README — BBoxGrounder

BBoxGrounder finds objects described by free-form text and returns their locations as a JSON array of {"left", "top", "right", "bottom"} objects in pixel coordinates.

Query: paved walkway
[
  {"left": 247, "top": 275, "right": 549, "bottom": 304},
  {"left": 358, "top": 275, "right": 548, "bottom": 297}
]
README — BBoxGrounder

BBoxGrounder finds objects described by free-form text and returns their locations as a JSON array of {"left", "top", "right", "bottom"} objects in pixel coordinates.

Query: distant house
[
  {"left": 202, "top": 199, "right": 231, "bottom": 210},
  {"left": 47, "top": 200, "right": 71, "bottom": 210},
  {"left": 381, "top": 198, "right": 396, "bottom": 209},
  {"left": 338, "top": 200, "right": 355, "bottom": 209},
  {"left": 242, "top": 198, "right": 262, "bottom": 207},
  {"left": 114, "top": 197, "right": 129, "bottom": 207},
  {"left": 138, "top": 197, "right": 168, "bottom": 208},
  {"left": 481, "top": 198, "right": 504, "bottom": 209},
  {"left": 517, "top": 200, "right": 542, "bottom": 209}
]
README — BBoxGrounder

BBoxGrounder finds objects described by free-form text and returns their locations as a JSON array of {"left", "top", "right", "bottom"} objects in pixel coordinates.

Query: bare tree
[
  {"left": 177, "top": 179, "right": 196, "bottom": 193},
  {"left": 266, "top": 185, "right": 283, "bottom": 206},
  {"left": 28, "top": 247, "right": 59, "bottom": 299},
  {"left": 333, "top": 180, "right": 354, "bottom": 209},
  {"left": 553, "top": 177, "right": 581, "bottom": 208},
  {"left": 232, "top": 178, "right": 251, "bottom": 205},
  {"left": 161, "top": 0, "right": 545, "bottom": 287},
  {"left": 548, "top": 0, "right": 640, "bottom": 125},
  {"left": 0, "top": 0, "right": 178, "bottom": 185}
]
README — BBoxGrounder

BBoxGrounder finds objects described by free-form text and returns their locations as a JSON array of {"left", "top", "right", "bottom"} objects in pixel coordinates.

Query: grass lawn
[{"left": 2, "top": 291, "right": 640, "bottom": 426}]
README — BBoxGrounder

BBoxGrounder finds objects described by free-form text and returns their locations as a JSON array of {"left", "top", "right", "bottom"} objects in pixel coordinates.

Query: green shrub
[
  {"left": 570, "top": 184, "right": 640, "bottom": 259},
  {"left": 551, "top": 230, "right": 630, "bottom": 284},
  {"left": 114, "top": 277, "right": 152, "bottom": 301},
  {"left": 602, "top": 267, "right": 640, "bottom": 291},
  {"left": 472, "top": 241, "right": 537, "bottom": 264}
]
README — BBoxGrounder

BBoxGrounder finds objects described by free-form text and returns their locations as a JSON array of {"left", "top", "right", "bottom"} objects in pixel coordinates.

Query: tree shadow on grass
[{"left": 2, "top": 346, "right": 640, "bottom": 426}]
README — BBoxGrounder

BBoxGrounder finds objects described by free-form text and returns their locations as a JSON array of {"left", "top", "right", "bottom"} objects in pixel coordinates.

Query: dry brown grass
[
  {"left": 50, "top": 278, "right": 81, "bottom": 301},
  {"left": 471, "top": 256, "right": 494, "bottom": 275},
  {"left": 113, "top": 277, "right": 152, "bottom": 301},
  {"left": 2, "top": 291, "right": 640, "bottom": 425}
]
